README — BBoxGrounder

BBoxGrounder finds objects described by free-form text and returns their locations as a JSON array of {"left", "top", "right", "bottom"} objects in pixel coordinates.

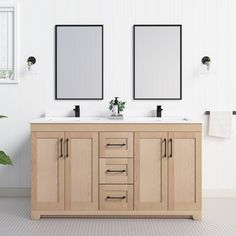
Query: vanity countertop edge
[{"left": 30, "top": 117, "right": 202, "bottom": 124}]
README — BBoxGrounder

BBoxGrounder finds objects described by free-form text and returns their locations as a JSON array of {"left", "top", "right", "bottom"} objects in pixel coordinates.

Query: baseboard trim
[
  {"left": 0, "top": 188, "right": 235, "bottom": 198},
  {"left": 203, "top": 189, "right": 236, "bottom": 198},
  {"left": 0, "top": 188, "right": 30, "bottom": 197}
]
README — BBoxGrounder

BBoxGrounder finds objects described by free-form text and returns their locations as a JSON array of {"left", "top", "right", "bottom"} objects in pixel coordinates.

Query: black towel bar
[{"left": 205, "top": 111, "right": 236, "bottom": 115}]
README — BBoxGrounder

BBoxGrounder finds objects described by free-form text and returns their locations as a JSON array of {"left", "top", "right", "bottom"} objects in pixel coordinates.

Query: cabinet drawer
[
  {"left": 99, "top": 185, "right": 133, "bottom": 211},
  {"left": 99, "top": 158, "right": 133, "bottom": 184},
  {"left": 100, "top": 132, "right": 133, "bottom": 157}
]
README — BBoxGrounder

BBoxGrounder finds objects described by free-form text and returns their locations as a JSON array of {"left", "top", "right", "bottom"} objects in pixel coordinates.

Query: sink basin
[
  {"left": 123, "top": 117, "right": 189, "bottom": 121},
  {"left": 46, "top": 117, "right": 103, "bottom": 122},
  {"left": 38, "top": 116, "right": 192, "bottom": 124}
]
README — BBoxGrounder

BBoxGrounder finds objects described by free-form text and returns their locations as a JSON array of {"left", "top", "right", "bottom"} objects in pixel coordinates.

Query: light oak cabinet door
[
  {"left": 134, "top": 132, "right": 168, "bottom": 211},
  {"left": 31, "top": 132, "right": 65, "bottom": 211},
  {"left": 168, "top": 132, "right": 201, "bottom": 211},
  {"left": 65, "top": 132, "right": 98, "bottom": 210}
]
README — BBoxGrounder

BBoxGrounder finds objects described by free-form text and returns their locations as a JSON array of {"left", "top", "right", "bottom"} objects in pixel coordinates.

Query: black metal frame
[
  {"left": 55, "top": 25, "right": 104, "bottom": 100},
  {"left": 133, "top": 24, "right": 182, "bottom": 100}
]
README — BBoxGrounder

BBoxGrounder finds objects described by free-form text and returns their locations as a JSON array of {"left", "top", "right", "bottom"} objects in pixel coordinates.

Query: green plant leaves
[
  {"left": 108, "top": 100, "right": 126, "bottom": 112},
  {"left": 0, "top": 115, "right": 12, "bottom": 165},
  {"left": 0, "top": 115, "right": 7, "bottom": 118},
  {"left": 109, "top": 100, "right": 115, "bottom": 111},
  {"left": 0, "top": 151, "right": 13, "bottom": 165},
  {"left": 118, "top": 101, "right": 126, "bottom": 112}
]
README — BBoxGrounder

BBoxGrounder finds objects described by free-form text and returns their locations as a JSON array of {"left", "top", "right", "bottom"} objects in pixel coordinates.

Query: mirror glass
[
  {"left": 56, "top": 25, "right": 103, "bottom": 100},
  {"left": 134, "top": 25, "right": 182, "bottom": 100}
]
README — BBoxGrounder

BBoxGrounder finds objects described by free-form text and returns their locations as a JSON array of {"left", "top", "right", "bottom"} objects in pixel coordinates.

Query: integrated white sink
[
  {"left": 31, "top": 116, "right": 200, "bottom": 124},
  {"left": 46, "top": 117, "right": 103, "bottom": 122},
  {"left": 122, "top": 117, "right": 190, "bottom": 122}
]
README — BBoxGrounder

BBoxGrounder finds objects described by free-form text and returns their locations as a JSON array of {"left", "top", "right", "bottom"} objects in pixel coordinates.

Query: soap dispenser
[{"left": 112, "top": 97, "right": 119, "bottom": 116}]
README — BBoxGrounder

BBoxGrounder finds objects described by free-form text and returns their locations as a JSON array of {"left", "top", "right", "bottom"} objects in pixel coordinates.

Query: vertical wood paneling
[
  {"left": 101, "top": 0, "right": 114, "bottom": 101},
  {"left": 181, "top": 0, "right": 194, "bottom": 113},
  {"left": 122, "top": 0, "right": 135, "bottom": 100},
  {"left": 215, "top": 0, "right": 231, "bottom": 189},
  {"left": 227, "top": 0, "right": 236, "bottom": 189},
  {"left": 134, "top": 0, "right": 148, "bottom": 23},
  {"left": 112, "top": 0, "right": 124, "bottom": 96},
  {"left": 169, "top": 0, "right": 182, "bottom": 23},
  {"left": 199, "top": 0, "right": 218, "bottom": 189},
  {"left": 146, "top": 0, "right": 160, "bottom": 23},
  {"left": 228, "top": 0, "right": 236, "bottom": 108},
  {"left": 192, "top": 0, "right": 205, "bottom": 113},
  {"left": 203, "top": 0, "right": 218, "bottom": 110},
  {"left": 158, "top": 0, "right": 171, "bottom": 23},
  {"left": 216, "top": 0, "right": 228, "bottom": 109}
]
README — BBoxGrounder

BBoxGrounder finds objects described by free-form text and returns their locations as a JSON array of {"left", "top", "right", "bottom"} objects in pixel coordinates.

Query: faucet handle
[
  {"left": 73, "top": 105, "right": 80, "bottom": 117},
  {"left": 156, "top": 105, "right": 163, "bottom": 117}
]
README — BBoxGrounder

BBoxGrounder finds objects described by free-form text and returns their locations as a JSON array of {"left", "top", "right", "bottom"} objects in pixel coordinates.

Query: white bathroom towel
[{"left": 208, "top": 111, "right": 232, "bottom": 138}]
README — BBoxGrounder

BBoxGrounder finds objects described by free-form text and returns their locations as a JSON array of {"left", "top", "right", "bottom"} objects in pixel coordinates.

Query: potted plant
[
  {"left": 0, "top": 115, "right": 13, "bottom": 165},
  {"left": 109, "top": 98, "right": 126, "bottom": 116}
]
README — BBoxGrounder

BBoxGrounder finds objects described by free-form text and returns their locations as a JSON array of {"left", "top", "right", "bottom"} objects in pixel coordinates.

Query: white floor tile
[{"left": 0, "top": 198, "right": 235, "bottom": 236}]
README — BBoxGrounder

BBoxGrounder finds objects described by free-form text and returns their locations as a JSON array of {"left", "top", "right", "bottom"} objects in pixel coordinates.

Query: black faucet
[
  {"left": 73, "top": 105, "right": 80, "bottom": 117},
  {"left": 156, "top": 105, "right": 163, "bottom": 117}
]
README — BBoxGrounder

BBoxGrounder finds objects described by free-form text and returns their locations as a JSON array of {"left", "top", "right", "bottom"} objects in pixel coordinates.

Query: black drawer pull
[
  {"left": 65, "top": 138, "right": 69, "bottom": 158},
  {"left": 59, "top": 138, "right": 63, "bottom": 158},
  {"left": 106, "top": 169, "right": 126, "bottom": 173},
  {"left": 106, "top": 196, "right": 126, "bottom": 200},
  {"left": 169, "top": 138, "right": 173, "bottom": 158},
  {"left": 106, "top": 143, "right": 126, "bottom": 147},
  {"left": 163, "top": 138, "right": 167, "bottom": 158}
]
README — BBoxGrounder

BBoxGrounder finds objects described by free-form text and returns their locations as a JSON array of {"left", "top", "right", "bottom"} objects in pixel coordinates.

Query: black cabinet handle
[
  {"left": 106, "top": 169, "right": 126, "bottom": 173},
  {"left": 106, "top": 143, "right": 126, "bottom": 147},
  {"left": 65, "top": 138, "right": 69, "bottom": 158},
  {"left": 106, "top": 196, "right": 126, "bottom": 200},
  {"left": 59, "top": 138, "right": 63, "bottom": 158},
  {"left": 169, "top": 138, "right": 173, "bottom": 158},
  {"left": 163, "top": 138, "right": 167, "bottom": 158}
]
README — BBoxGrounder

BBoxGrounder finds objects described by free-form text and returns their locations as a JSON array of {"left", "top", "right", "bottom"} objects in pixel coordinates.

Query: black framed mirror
[
  {"left": 55, "top": 25, "right": 103, "bottom": 100},
  {"left": 133, "top": 25, "right": 182, "bottom": 100}
]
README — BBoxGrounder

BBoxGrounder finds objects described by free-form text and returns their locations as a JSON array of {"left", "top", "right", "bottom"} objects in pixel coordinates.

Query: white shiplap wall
[{"left": 0, "top": 0, "right": 236, "bottom": 193}]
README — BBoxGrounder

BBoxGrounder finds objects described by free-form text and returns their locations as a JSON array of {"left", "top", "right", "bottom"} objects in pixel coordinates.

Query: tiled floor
[{"left": 0, "top": 198, "right": 235, "bottom": 236}]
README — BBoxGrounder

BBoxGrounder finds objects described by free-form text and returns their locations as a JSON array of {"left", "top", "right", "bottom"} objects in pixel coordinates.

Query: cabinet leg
[
  {"left": 192, "top": 212, "right": 202, "bottom": 220},
  {"left": 31, "top": 211, "right": 40, "bottom": 220}
]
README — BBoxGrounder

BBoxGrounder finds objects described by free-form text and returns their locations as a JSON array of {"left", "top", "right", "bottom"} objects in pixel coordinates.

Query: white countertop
[{"left": 31, "top": 117, "right": 202, "bottom": 124}]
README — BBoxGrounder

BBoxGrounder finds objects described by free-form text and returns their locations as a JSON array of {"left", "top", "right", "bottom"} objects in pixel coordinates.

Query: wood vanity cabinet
[
  {"left": 134, "top": 131, "right": 201, "bottom": 213},
  {"left": 31, "top": 123, "right": 201, "bottom": 220},
  {"left": 31, "top": 131, "right": 98, "bottom": 213}
]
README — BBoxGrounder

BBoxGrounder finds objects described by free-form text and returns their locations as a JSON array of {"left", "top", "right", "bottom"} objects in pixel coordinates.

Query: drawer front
[
  {"left": 99, "top": 185, "right": 133, "bottom": 211},
  {"left": 100, "top": 158, "right": 133, "bottom": 184},
  {"left": 100, "top": 132, "right": 133, "bottom": 157}
]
